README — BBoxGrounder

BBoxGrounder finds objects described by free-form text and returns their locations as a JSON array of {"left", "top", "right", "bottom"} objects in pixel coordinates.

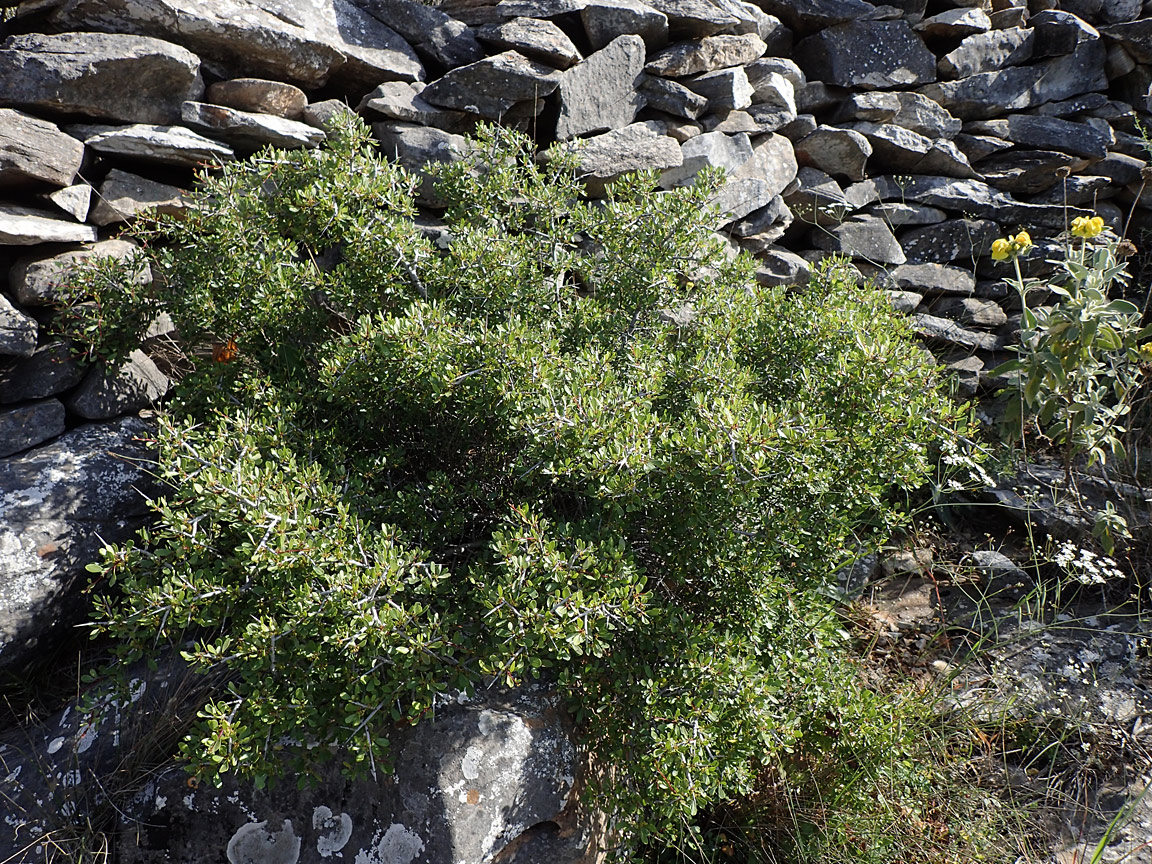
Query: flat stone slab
[
  {"left": 43, "top": 0, "right": 423, "bottom": 88},
  {"left": 0, "top": 294, "right": 37, "bottom": 358},
  {"left": 45, "top": 183, "right": 93, "bottom": 221},
  {"left": 554, "top": 121, "right": 683, "bottom": 195},
  {"left": 0, "top": 205, "right": 98, "bottom": 246},
  {"left": 476, "top": 16, "right": 582, "bottom": 68},
  {"left": 10, "top": 239, "right": 142, "bottom": 306},
  {"left": 181, "top": 101, "right": 326, "bottom": 150},
  {"left": 66, "top": 123, "right": 235, "bottom": 167},
  {"left": 555, "top": 35, "right": 645, "bottom": 140},
  {"left": 911, "top": 312, "right": 999, "bottom": 351},
  {"left": 0, "top": 31, "right": 203, "bottom": 125},
  {"left": 797, "top": 20, "right": 936, "bottom": 89},
  {"left": 645, "top": 33, "right": 765, "bottom": 76},
  {"left": 355, "top": 0, "right": 485, "bottom": 70},
  {"left": 0, "top": 108, "right": 84, "bottom": 188},
  {"left": 582, "top": 0, "right": 669, "bottom": 50}
]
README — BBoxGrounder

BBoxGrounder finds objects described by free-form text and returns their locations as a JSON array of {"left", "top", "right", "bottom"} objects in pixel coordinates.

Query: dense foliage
[{"left": 81, "top": 119, "right": 974, "bottom": 859}]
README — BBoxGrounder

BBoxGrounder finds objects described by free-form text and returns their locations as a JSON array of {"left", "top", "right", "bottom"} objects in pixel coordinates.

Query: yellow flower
[
  {"left": 1013, "top": 230, "right": 1032, "bottom": 249},
  {"left": 1140, "top": 342, "right": 1152, "bottom": 362},
  {"left": 1070, "top": 215, "right": 1105, "bottom": 239},
  {"left": 991, "top": 238, "right": 1012, "bottom": 261}
]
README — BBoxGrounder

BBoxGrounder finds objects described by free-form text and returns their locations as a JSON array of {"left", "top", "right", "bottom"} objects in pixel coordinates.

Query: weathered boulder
[
  {"left": 645, "top": 33, "right": 765, "bottom": 76},
  {"left": 912, "top": 312, "right": 999, "bottom": 351},
  {"left": 0, "top": 399, "right": 66, "bottom": 458},
  {"left": 555, "top": 35, "right": 645, "bottom": 140},
  {"left": 796, "top": 20, "right": 936, "bottom": 89},
  {"left": 914, "top": 7, "right": 990, "bottom": 40},
  {"left": 0, "top": 417, "right": 158, "bottom": 670},
  {"left": 0, "top": 32, "right": 203, "bottom": 125},
  {"left": 582, "top": 0, "right": 670, "bottom": 50},
  {"left": 643, "top": 0, "right": 760, "bottom": 38},
  {"left": 752, "top": 0, "right": 876, "bottom": 35},
  {"left": 64, "top": 349, "right": 170, "bottom": 420},
  {"left": 753, "top": 247, "right": 811, "bottom": 286},
  {"left": 0, "top": 341, "right": 87, "bottom": 403},
  {"left": 0, "top": 109, "right": 84, "bottom": 189},
  {"left": 43, "top": 0, "right": 423, "bottom": 88},
  {"left": 90, "top": 169, "right": 189, "bottom": 226},
  {"left": 66, "top": 123, "right": 235, "bottom": 167},
  {"left": 975, "top": 150, "right": 1085, "bottom": 196},
  {"left": 206, "top": 78, "right": 308, "bottom": 119},
  {"left": 966, "top": 114, "right": 1110, "bottom": 160},
  {"left": 374, "top": 122, "right": 472, "bottom": 204},
  {"left": 783, "top": 167, "right": 850, "bottom": 227},
  {"left": 9, "top": 240, "right": 142, "bottom": 307},
  {"left": 830, "top": 91, "right": 961, "bottom": 139},
  {"left": 848, "top": 122, "right": 976, "bottom": 178},
  {"left": 640, "top": 76, "right": 709, "bottom": 118},
  {"left": 0, "top": 665, "right": 598, "bottom": 864},
  {"left": 421, "top": 51, "right": 563, "bottom": 120},
  {"left": 889, "top": 263, "right": 976, "bottom": 296},
  {"left": 181, "top": 101, "right": 326, "bottom": 150},
  {"left": 932, "top": 296, "right": 1008, "bottom": 329},
  {"left": 354, "top": 0, "right": 484, "bottom": 70},
  {"left": 477, "top": 16, "right": 582, "bottom": 67}
]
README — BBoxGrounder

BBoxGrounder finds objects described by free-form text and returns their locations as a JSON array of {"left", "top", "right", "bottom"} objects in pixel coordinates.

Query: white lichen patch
[
  {"left": 355, "top": 823, "right": 424, "bottom": 864},
  {"left": 76, "top": 721, "right": 98, "bottom": 754},
  {"left": 313, "top": 806, "right": 354, "bottom": 857},
  {"left": 226, "top": 819, "right": 301, "bottom": 864},
  {"left": 46, "top": 736, "right": 64, "bottom": 755},
  {"left": 461, "top": 743, "right": 484, "bottom": 781}
]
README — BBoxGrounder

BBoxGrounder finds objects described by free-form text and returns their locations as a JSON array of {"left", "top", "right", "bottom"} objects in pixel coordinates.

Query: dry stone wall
[{"left": 0, "top": 0, "right": 1151, "bottom": 858}]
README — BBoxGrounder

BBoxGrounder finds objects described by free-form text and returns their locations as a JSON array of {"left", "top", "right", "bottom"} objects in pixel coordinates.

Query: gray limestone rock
[
  {"left": 421, "top": 51, "right": 563, "bottom": 120},
  {"left": 661, "top": 130, "right": 753, "bottom": 188},
  {"left": 0, "top": 416, "right": 158, "bottom": 670},
  {"left": 44, "top": 183, "right": 93, "bottom": 221},
  {"left": 938, "top": 28, "right": 1034, "bottom": 80},
  {"left": 794, "top": 125, "right": 871, "bottom": 182},
  {"left": 90, "top": 169, "right": 189, "bottom": 226},
  {"left": 898, "top": 219, "right": 998, "bottom": 263},
  {"left": 848, "top": 122, "right": 976, "bottom": 179},
  {"left": 643, "top": 0, "right": 759, "bottom": 38},
  {"left": 709, "top": 138, "right": 793, "bottom": 223},
  {"left": 975, "top": 150, "right": 1085, "bottom": 196},
  {"left": 640, "top": 76, "right": 709, "bottom": 119},
  {"left": 868, "top": 174, "right": 1086, "bottom": 229},
  {"left": 914, "top": 7, "right": 991, "bottom": 39},
  {"left": 0, "top": 109, "right": 84, "bottom": 188},
  {"left": 302, "top": 99, "right": 359, "bottom": 130},
  {"left": 968, "top": 114, "right": 1110, "bottom": 160},
  {"left": 206, "top": 78, "right": 308, "bottom": 119},
  {"left": 374, "top": 122, "right": 472, "bottom": 205},
  {"left": 749, "top": 71, "right": 795, "bottom": 114},
  {"left": 0, "top": 341, "right": 86, "bottom": 403},
  {"left": 932, "top": 296, "right": 1008, "bottom": 328},
  {"left": 0, "top": 205, "right": 97, "bottom": 246},
  {"left": 582, "top": 0, "right": 670, "bottom": 50},
  {"left": 0, "top": 399, "right": 66, "bottom": 458},
  {"left": 64, "top": 349, "right": 170, "bottom": 420},
  {"left": 66, "top": 123, "right": 235, "bottom": 167},
  {"left": 181, "top": 101, "right": 326, "bottom": 150},
  {"left": 811, "top": 214, "right": 905, "bottom": 264},
  {"left": 45, "top": 0, "right": 423, "bottom": 88},
  {"left": 753, "top": 247, "right": 811, "bottom": 286},
  {"left": 783, "top": 167, "right": 851, "bottom": 228},
  {"left": 701, "top": 102, "right": 794, "bottom": 134},
  {"left": 911, "top": 312, "right": 999, "bottom": 351},
  {"left": 885, "top": 290, "right": 923, "bottom": 313},
  {"left": 752, "top": 0, "right": 877, "bottom": 35},
  {"left": 796, "top": 20, "right": 936, "bottom": 89},
  {"left": 0, "top": 295, "right": 36, "bottom": 358},
  {"left": 1083, "top": 152, "right": 1146, "bottom": 186},
  {"left": 863, "top": 202, "right": 946, "bottom": 226},
  {"left": 0, "top": 31, "right": 203, "bottom": 125},
  {"left": 0, "top": 667, "right": 597, "bottom": 864},
  {"left": 645, "top": 33, "right": 765, "bottom": 76},
  {"left": 921, "top": 34, "right": 1107, "bottom": 119},
  {"left": 889, "top": 263, "right": 976, "bottom": 296},
  {"left": 684, "top": 66, "right": 753, "bottom": 112},
  {"left": 477, "top": 17, "right": 582, "bottom": 68},
  {"left": 952, "top": 132, "right": 1013, "bottom": 162},
  {"left": 746, "top": 57, "right": 804, "bottom": 89},
  {"left": 1101, "top": 19, "right": 1152, "bottom": 64},
  {"left": 555, "top": 35, "right": 645, "bottom": 140},
  {"left": 556, "top": 121, "right": 683, "bottom": 196},
  {"left": 360, "top": 82, "right": 475, "bottom": 132},
  {"left": 1027, "top": 176, "right": 1112, "bottom": 207},
  {"left": 10, "top": 240, "right": 142, "bottom": 307},
  {"left": 353, "top": 0, "right": 484, "bottom": 70},
  {"left": 831, "top": 91, "right": 961, "bottom": 139}
]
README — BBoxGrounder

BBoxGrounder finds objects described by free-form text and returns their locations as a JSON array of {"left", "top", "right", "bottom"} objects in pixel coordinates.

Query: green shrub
[{"left": 81, "top": 119, "right": 974, "bottom": 858}]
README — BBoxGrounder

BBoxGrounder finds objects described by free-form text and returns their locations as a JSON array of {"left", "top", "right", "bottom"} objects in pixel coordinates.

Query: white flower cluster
[
  {"left": 1053, "top": 541, "right": 1124, "bottom": 585},
  {"left": 938, "top": 437, "right": 994, "bottom": 491}
]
